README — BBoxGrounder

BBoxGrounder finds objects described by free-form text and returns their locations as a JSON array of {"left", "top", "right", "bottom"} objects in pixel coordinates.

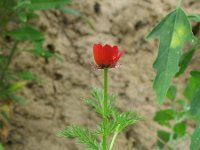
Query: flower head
[{"left": 93, "top": 44, "right": 125, "bottom": 69}]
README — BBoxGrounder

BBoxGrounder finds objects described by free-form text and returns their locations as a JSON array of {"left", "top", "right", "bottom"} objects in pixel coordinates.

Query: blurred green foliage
[{"left": 0, "top": 0, "right": 79, "bottom": 143}]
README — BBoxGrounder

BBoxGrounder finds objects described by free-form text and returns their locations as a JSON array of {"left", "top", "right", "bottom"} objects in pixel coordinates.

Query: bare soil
[{"left": 4, "top": 0, "right": 200, "bottom": 150}]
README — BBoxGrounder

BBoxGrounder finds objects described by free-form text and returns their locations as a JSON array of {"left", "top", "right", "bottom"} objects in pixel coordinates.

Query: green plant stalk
[
  {"left": 109, "top": 132, "right": 119, "bottom": 150},
  {"left": 169, "top": 128, "right": 175, "bottom": 149},
  {"left": 178, "top": 0, "right": 183, "bottom": 7},
  {"left": 169, "top": 99, "right": 178, "bottom": 149},
  {"left": 0, "top": 41, "right": 18, "bottom": 83},
  {"left": 168, "top": 116, "right": 179, "bottom": 149},
  {"left": 103, "top": 68, "right": 108, "bottom": 150}
]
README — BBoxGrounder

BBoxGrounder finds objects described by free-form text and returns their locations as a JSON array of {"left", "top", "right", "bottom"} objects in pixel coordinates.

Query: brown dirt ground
[{"left": 4, "top": 0, "right": 200, "bottom": 150}]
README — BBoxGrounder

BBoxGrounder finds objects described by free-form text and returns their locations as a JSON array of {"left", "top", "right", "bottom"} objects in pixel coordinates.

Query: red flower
[{"left": 93, "top": 44, "right": 125, "bottom": 69}]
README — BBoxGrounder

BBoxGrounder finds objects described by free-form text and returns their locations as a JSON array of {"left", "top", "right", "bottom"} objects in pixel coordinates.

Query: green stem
[
  {"left": 169, "top": 129, "right": 175, "bottom": 149},
  {"left": 102, "top": 68, "right": 108, "bottom": 150},
  {"left": 169, "top": 99, "right": 178, "bottom": 149},
  {"left": 0, "top": 41, "right": 18, "bottom": 83},
  {"left": 109, "top": 132, "right": 119, "bottom": 150},
  {"left": 178, "top": 0, "right": 182, "bottom": 7}
]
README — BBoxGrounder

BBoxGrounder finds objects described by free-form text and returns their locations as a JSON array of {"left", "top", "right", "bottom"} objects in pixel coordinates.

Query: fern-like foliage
[
  {"left": 85, "top": 88, "right": 117, "bottom": 115},
  {"left": 96, "top": 110, "right": 141, "bottom": 134},
  {"left": 59, "top": 88, "right": 140, "bottom": 150},
  {"left": 58, "top": 125, "right": 100, "bottom": 150},
  {"left": 109, "top": 110, "right": 141, "bottom": 133},
  {"left": 85, "top": 88, "right": 104, "bottom": 115},
  {"left": 111, "top": 111, "right": 141, "bottom": 132}
]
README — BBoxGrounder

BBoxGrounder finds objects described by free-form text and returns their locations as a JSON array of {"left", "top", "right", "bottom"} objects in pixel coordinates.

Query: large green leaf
[
  {"left": 6, "top": 26, "right": 44, "bottom": 41},
  {"left": 28, "top": 0, "right": 71, "bottom": 10},
  {"left": 146, "top": 8, "right": 195, "bottom": 103}
]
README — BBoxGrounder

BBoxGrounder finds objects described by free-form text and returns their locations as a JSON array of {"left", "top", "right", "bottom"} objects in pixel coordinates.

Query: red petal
[
  {"left": 112, "top": 45, "right": 119, "bottom": 63},
  {"left": 102, "top": 44, "right": 113, "bottom": 65},
  {"left": 93, "top": 44, "right": 103, "bottom": 65},
  {"left": 115, "top": 49, "right": 125, "bottom": 63}
]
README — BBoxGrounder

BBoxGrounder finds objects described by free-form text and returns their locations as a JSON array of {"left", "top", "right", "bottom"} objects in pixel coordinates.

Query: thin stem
[
  {"left": 0, "top": 41, "right": 18, "bottom": 83},
  {"left": 178, "top": 0, "right": 182, "bottom": 7},
  {"left": 169, "top": 99, "right": 178, "bottom": 149},
  {"left": 102, "top": 68, "right": 108, "bottom": 150},
  {"left": 109, "top": 132, "right": 119, "bottom": 150},
  {"left": 169, "top": 129, "right": 175, "bottom": 148}
]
